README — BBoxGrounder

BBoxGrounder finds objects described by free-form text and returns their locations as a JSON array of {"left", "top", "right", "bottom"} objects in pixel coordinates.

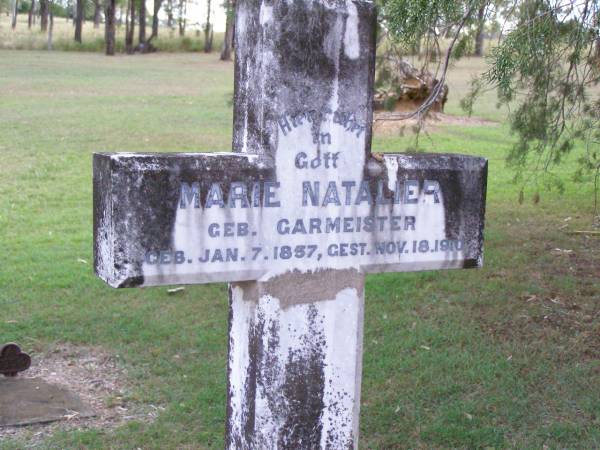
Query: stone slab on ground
[{"left": 0, "top": 377, "right": 95, "bottom": 427}]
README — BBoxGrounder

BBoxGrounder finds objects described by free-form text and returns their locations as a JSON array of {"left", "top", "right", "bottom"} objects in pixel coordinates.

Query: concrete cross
[{"left": 93, "top": 0, "right": 487, "bottom": 448}]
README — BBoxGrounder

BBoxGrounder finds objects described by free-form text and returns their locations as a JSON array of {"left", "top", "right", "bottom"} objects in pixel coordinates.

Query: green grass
[{"left": 1, "top": 51, "right": 599, "bottom": 449}]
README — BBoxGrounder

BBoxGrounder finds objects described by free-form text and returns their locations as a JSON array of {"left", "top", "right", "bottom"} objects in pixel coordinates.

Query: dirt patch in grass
[
  {"left": 550, "top": 238, "right": 600, "bottom": 280},
  {"left": 474, "top": 227, "right": 600, "bottom": 362},
  {"left": 373, "top": 111, "right": 498, "bottom": 135},
  {"left": 0, "top": 344, "right": 159, "bottom": 445}
]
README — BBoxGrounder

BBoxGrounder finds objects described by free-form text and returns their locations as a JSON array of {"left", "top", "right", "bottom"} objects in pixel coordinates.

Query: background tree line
[{"left": 1, "top": 0, "right": 235, "bottom": 58}]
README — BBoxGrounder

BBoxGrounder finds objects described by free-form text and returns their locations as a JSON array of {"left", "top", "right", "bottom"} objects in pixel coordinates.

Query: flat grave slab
[{"left": 0, "top": 378, "right": 95, "bottom": 427}]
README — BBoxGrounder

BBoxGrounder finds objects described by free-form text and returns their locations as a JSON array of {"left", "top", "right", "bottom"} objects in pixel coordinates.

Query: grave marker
[
  {"left": 0, "top": 378, "right": 95, "bottom": 427},
  {"left": 94, "top": 0, "right": 487, "bottom": 447},
  {"left": 0, "top": 344, "right": 31, "bottom": 377}
]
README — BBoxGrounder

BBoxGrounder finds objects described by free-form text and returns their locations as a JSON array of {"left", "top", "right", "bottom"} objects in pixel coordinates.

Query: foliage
[
  {"left": 17, "top": 1, "right": 31, "bottom": 13},
  {"left": 381, "top": 0, "right": 600, "bottom": 207},
  {"left": 485, "top": 1, "right": 600, "bottom": 193},
  {"left": 382, "top": 0, "right": 480, "bottom": 50},
  {"left": 50, "top": 2, "right": 71, "bottom": 17}
]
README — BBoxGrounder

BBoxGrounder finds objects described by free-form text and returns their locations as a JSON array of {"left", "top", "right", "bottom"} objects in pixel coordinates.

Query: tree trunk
[
  {"left": 105, "top": 0, "right": 116, "bottom": 55},
  {"left": 125, "top": 0, "right": 135, "bottom": 53},
  {"left": 150, "top": 0, "right": 160, "bottom": 39},
  {"left": 93, "top": 0, "right": 101, "bottom": 28},
  {"left": 138, "top": 0, "right": 146, "bottom": 48},
  {"left": 220, "top": 0, "right": 234, "bottom": 60},
  {"left": 11, "top": 0, "right": 18, "bottom": 29},
  {"left": 39, "top": 0, "right": 48, "bottom": 31},
  {"left": 47, "top": 11, "right": 53, "bottom": 50},
  {"left": 413, "top": 34, "right": 421, "bottom": 59},
  {"left": 125, "top": 2, "right": 129, "bottom": 41},
  {"left": 166, "top": 0, "right": 172, "bottom": 29},
  {"left": 28, "top": 0, "right": 34, "bottom": 28},
  {"left": 474, "top": 4, "right": 485, "bottom": 57},
  {"left": 203, "top": 0, "right": 212, "bottom": 52},
  {"left": 594, "top": 12, "right": 600, "bottom": 62},
  {"left": 177, "top": 0, "right": 185, "bottom": 36},
  {"left": 74, "top": 0, "right": 83, "bottom": 43},
  {"left": 595, "top": 12, "right": 600, "bottom": 62}
]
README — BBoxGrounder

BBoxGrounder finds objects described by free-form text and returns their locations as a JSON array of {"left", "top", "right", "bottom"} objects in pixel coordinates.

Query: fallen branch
[
  {"left": 384, "top": 3, "right": 476, "bottom": 122},
  {"left": 566, "top": 231, "right": 600, "bottom": 236}
]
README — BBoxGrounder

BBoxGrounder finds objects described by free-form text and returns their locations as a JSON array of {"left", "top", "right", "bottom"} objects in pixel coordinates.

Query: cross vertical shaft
[{"left": 227, "top": 1, "right": 376, "bottom": 447}]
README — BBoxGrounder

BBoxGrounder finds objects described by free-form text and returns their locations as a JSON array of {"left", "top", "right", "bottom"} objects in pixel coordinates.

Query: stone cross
[{"left": 93, "top": 1, "right": 487, "bottom": 448}]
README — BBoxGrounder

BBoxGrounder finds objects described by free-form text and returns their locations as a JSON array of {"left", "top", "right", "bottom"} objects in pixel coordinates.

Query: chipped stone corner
[{"left": 233, "top": 268, "right": 364, "bottom": 309}]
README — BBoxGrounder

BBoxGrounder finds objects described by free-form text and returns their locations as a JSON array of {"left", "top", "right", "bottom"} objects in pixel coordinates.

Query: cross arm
[
  {"left": 93, "top": 152, "right": 275, "bottom": 288},
  {"left": 93, "top": 151, "right": 487, "bottom": 289}
]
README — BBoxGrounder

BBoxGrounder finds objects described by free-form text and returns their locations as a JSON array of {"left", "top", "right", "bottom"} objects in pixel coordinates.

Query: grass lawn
[{"left": 0, "top": 50, "right": 599, "bottom": 449}]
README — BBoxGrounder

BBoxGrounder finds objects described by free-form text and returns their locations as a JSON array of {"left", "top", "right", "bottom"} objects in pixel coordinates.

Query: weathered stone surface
[
  {"left": 93, "top": 0, "right": 486, "bottom": 290},
  {"left": 0, "top": 378, "right": 95, "bottom": 427},
  {"left": 93, "top": 153, "right": 274, "bottom": 287},
  {"left": 94, "top": 152, "right": 486, "bottom": 288},
  {"left": 92, "top": 0, "right": 488, "bottom": 448},
  {"left": 227, "top": 273, "right": 364, "bottom": 449},
  {"left": 233, "top": 0, "right": 377, "bottom": 157},
  {"left": 228, "top": 4, "right": 373, "bottom": 447}
]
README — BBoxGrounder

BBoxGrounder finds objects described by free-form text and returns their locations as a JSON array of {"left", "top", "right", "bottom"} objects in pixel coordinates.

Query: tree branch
[{"left": 375, "top": 3, "right": 477, "bottom": 122}]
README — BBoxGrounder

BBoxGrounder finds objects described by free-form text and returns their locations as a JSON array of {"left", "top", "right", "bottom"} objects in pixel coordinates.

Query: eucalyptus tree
[
  {"left": 40, "top": 0, "right": 48, "bottom": 31},
  {"left": 105, "top": 0, "right": 116, "bottom": 54},
  {"left": 165, "top": 0, "right": 173, "bottom": 29},
  {"left": 381, "top": 0, "right": 600, "bottom": 201},
  {"left": 474, "top": 3, "right": 486, "bottom": 55},
  {"left": 74, "top": 0, "right": 83, "bottom": 42},
  {"left": 93, "top": 0, "right": 101, "bottom": 27},
  {"left": 28, "top": 0, "right": 35, "bottom": 28},
  {"left": 47, "top": 5, "right": 53, "bottom": 49},
  {"left": 138, "top": 0, "right": 146, "bottom": 49},
  {"left": 220, "top": 0, "right": 234, "bottom": 60},
  {"left": 203, "top": 0, "right": 213, "bottom": 52},
  {"left": 204, "top": 0, "right": 213, "bottom": 53},
  {"left": 10, "top": 0, "right": 17, "bottom": 29},
  {"left": 150, "top": 0, "right": 162, "bottom": 39},
  {"left": 177, "top": 0, "right": 185, "bottom": 36},
  {"left": 125, "top": 0, "right": 135, "bottom": 52}
]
